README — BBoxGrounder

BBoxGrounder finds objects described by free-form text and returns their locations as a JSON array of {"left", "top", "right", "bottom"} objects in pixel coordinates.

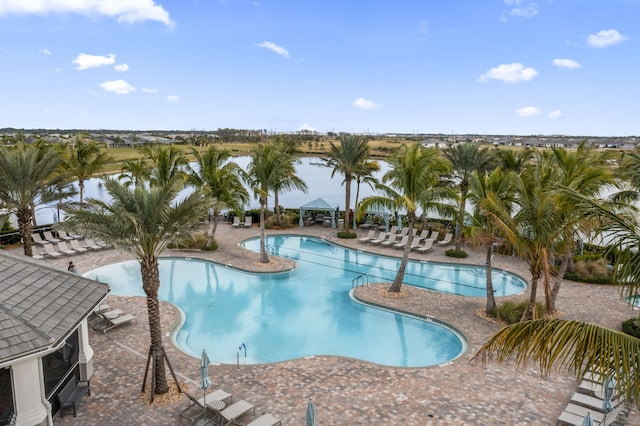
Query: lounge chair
[
  {"left": 58, "top": 230, "right": 76, "bottom": 241},
  {"left": 32, "top": 232, "right": 50, "bottom": 246},
  {"left": 358, "top": 230, "right": 377, "bottom": 243},
  {"left": 216, "top": 400, "right": 255, "bottom": 426},
  {"left": 32, "top": 247, "right": 46, "bottom": 259},
  {"left": 427, "top": 231, "right": 439, "bottom": 242},
  {"left": 408, "top": 237, "right": 424, "bottom": 250},
  {"left": 438, "top": 233, "right": 454, "bottom": 245},
  {"left": 56, "top": 241, "right": 76, "bottom": 255},
  {"left": 387, "top": 225, "right": 398, "bottom": 235},
  {"left": 83, "top": 239, "right": 104, "bottom": 250},
  {"left": 243, "top": 216, "right": 252, "bottom": 227},
  {"left": 246, "top": 414, "right": 282, "bottom": 426},
  {"left": 417, "top": 230, "right": 429, "bottom": 240},
  {"left": 370, "top": 232, "right": 390, "bottom": 245},
  {"left": 180, "top": 390, "right": 233, "bottom": 424},
  {"left": 231, "top": 216, "right": 241, "bottom": 228},
  {"left": 70, "top": 239, "right": 88, "bottom": 253},
  {"left": 415, "top": 238, "right": 435, "bottom": 253},
  {"left": 43, "top": 231, "right": 62, "bottom": 243},
  {"left": 96, "top": 312, "right": 136, "bottom": 333},
  {"left": 43, "top": 243, "right": 62, "bottom": 257},
  {"left": 381, "top": 233, "right": 401, "bottom": 246},
  {"left": 393, "top": 235, "right": 410, "bottom": 249}
]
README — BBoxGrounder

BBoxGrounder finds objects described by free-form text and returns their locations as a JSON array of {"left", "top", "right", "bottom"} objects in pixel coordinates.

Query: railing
[
  {"left": 266, "top": 244, "right": 275, "bottom": 255},
  {"left": 324, "top": 232, "right": 337, "bottom": 242},
  {"left": 351, "top": 273, "right": 369, "bottom": 288}
]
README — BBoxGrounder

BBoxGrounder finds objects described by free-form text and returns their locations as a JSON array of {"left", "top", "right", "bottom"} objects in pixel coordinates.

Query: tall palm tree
[
  {"left": 118, "top": 159, "right": 151, "bottom": 188},
  {"left": 352, "top": 159, "right": 380, "bottom": 229},
  {"left": 142, "top": 145, "right": 188, "bottom": 187},
  {"left": 359, "top": 144, "right": 450, "bottom": 293},
  {"left": 473, "top": 193, "right": 640, "bottom": 406},
  {"left": 443, "top": 142, "right": 495, "bottom": 251},
  {"left": 0, "top": 142, "right": 61, "bottom": 256},
  {"left": 467, "top": 168, "right": 516, "bottom": 314},
  {"left": 63, "top": 177, "right": 210, "bottom": 397},
  {"left": 321, "top": 135, "right": 370, "bottom": 232},
  {"left": 245, "top": 142, "right": 292, "bottom": 263},
  {"left": 270, "top": 138, "right": 307, "bottom": 227},
  {"left": 61, "top": 137, "right": 111, "bottom": 204},
  {"left": 186, "top": 146, "right": 249, "bottom": 244}
]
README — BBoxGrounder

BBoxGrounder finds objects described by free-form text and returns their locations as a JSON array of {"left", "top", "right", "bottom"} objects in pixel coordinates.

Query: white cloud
[
  {"left": 553, "top": 58, "right": 581, "bottom": 69},
  {"left": 73, "top": 53, "right": 115, "bottom": 70},
  {"left": 502, "top": 0, "right": 539, "bottom": 21},
  {"left": 256, "top": 41, "right": 290, "bottom": 58},
  {"left": 114, "top": 64, "right": 129, "bottom": 72},
  {"left": 299, "top": 123, "right": 316, "bottom": 132},
  {"left": 479, "top": 63, "right": 538, "bottom": 83},
  {"left": 515, "top": 106, "right": 542, "bottom": 117},
  {"left": 40, "top": 48, "right": 51, "bottom": 55},
  {"left": 100, "top": 79, "right": 136, "bottom": 94},
  {"left": 549, "top": 110, "right": 563, "bottom": 119},
  {"left": 587, "top": 29, "right": 628, "bottom": 48},
  {"left": 167, "top": 95, "right": 180, "bottom": 102},
  {"left": 353, "top": 97, "right": 382, "bottom": 110},
  {"left": 0, "top": 0, "right": 174, "bottom": 27},
  {"left": 141, "top": 87, "right": 157, "bottom": 93}
]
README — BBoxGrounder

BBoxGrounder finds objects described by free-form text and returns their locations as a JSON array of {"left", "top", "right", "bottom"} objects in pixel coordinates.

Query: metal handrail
[{"left": 351, "top": 273, "right": 369, "bottom": 288}]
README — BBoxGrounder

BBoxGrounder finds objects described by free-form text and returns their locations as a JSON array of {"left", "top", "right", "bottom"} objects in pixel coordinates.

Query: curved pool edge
[{"left": 349, "top": 287, "right": 469, "bottom": 365}]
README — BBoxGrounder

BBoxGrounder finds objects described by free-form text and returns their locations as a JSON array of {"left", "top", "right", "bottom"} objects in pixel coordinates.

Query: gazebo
[{"left": 299, "top": 197, "right": 338, "bottom": 228}]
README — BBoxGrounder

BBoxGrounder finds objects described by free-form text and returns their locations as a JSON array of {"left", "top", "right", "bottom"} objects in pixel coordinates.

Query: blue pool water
[{"left": 86, "top": 236, "right": 525, "bottom": 367}]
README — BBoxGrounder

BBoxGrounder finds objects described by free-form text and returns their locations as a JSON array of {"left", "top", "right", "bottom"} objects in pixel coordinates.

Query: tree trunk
[
  {"left": 353, "top": 179, "right": 361, "bottom": 230},
  {"left": 388, "top": 217, "right": 415, "bottom": 293},
  {"left": 206, "top": 207, "right": 219, "bottom": 247},
  {"left": 19, "top": 205, "right": 34, "bottom": 257},
  {"left": 455, "top": 187, "right": 467, "bottom": 251},
  {"left": 274, "top": 190, "right": 281, "bottom": 227},
  {"left": 79, "top": 179, "right": 85, "bottom": 205},
  {"left": 141, "top": 259, "right": 169, "bottom": 395},
  {"left": 548, "top": 254, "right": 570, "bottom": 315},
  {"left": 259, "top": 197, "right": 269, "bottom": 263},
  {"left": 521, "top": 274, "right": 539, "bottom": 322},
  {"left": 344, "top": 173, "right": 352, "bottom": 232},
  {"left": 485, "top": 244, "right": 496, "bottom": 314}
]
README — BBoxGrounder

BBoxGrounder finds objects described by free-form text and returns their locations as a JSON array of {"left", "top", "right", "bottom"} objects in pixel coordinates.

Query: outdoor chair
[
  {"left": 70, "top": 239, "right": 88, "bottom": 253},
  {"left": 246, "top": 413, "right": 282, "bottom": 426},
  {"left": 438, "top": 233, "right": 454, "bottom": 245},
  {"left": 58, "top": 231, "right": 76, "bottom": 241},
  {"left": 427, "top": 231, "right": 439, "bottom": 242},
  {"left": 83, "top": 239, "right": 103, "bottom": 250},
  {"left": 93, "top": 310, "right": 136, "bottom": 333},
  {"left": 215, "top": 400, "right": 255, "bottom": 426},
  {"left": 243, "top": 216, "right": 252, "bottom": 227},
  {"left": 43, "top": 231, "right": 62, "bottom": 243},
  {"left": 180, "top": 390, "right": 233, "bottom": 424},
  {"left": 43, "top": 243, "right": 62, "bottom": 257},
  {"left": 56, "top": 241, "right": 76, "bottom": 255},
  {"left": 381, "top": 233, "right": 402, "bottom": 246},
  {"left": 393, "top": 235, "right": 410, "bottom": 249},
  {"left": 231, "top": 217, "right": 241, "bottom": 228},
  {"left": 415, "top": 238, "right": 435, "bottom": 253},
  {"left": 358, "top": 229, "right": 377, "bottom": 243},
  {"left": 32, "top": 232, "right": 50, "bottom": 246},
  {"left": 370, "top": 232, "right": 390, "bottom": 245}
]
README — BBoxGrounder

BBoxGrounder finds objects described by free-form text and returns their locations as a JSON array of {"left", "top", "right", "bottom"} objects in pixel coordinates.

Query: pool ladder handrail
[
  {"left": 266, "top": 244, "right": 275, "bottom": 255},
  {"left": 325, "top": 232, "right": 337, "bottom": 242},
  {"left": 352, "top": 273, "right": 369, "bottom": 288}
]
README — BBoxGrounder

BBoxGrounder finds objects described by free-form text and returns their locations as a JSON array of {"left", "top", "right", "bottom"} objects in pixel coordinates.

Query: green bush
[
  {"left": 563, "top": 272, "right": 613, "bottom": 285},
  {"left": 572, "top": 253, "right": 603, "bottom": 262},
  {"left": 445, "top": 249, "right": 468, "bottom": 258},
  {"left": 495, "top": 300, "right": 546, "bottom": 325},
  {"left": 337, "top": 231, "right": 357, "bottom": 239},
  {"left": 622, "top": 317, "right": 640, "bottom": 339}
]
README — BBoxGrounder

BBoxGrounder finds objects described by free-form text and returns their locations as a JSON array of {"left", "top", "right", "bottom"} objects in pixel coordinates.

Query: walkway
[{"left": 18, "top": 223, "right": 639, "bottom": 425}]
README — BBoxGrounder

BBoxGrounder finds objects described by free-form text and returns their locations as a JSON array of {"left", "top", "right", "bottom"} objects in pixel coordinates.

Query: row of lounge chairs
[
  {"left": 180, "top": 388, "right": 281, "bottom": 426},
  {"left": 231, "top": 216, "right": 253, "bottom": 228},
  {"left": 32, "top": 230, "right": 81, "bottom": 245},
  {"left": 32, "top": 238, "right": 110, "bottom": 259},
  {"left": 358, "top": 226, "right": 454, "bottom": 253}
]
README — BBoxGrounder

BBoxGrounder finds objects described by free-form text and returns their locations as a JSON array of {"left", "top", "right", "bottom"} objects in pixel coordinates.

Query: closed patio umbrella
[
  {"left": 581, "top": 412, "right": 594, "bottom": 426},
  {"left": 200, "top": 349, "right": 211, "bottom": 422},
  {"left": 603, "top": 376, "right": 614, "bottom": 412},
  {"left": 306, "top": 398, "right": 315, "bottom": 426}
]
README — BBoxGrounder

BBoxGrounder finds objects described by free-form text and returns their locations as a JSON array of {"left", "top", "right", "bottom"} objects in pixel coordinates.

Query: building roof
[{"left": 0, "top": 252, "right": 109, "bottom": 364}]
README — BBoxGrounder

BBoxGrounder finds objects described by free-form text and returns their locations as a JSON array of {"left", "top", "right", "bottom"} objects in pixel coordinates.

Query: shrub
[
  {"left": 445, "top": 249, "right": 468, "bottom": 258},
  {"left": 563, "top": 272, "right": 612, "bottom": 285},
  {"left": 572, "top": 253, "right": 604, "bottom": 262},
  {"left": 337, "top": 231, "right": 357, "bottom": 239},
  {"left": 495, "top": 300, "right": 546, "bottom": 325},
  {"left": 622, "top": 317, "right": 640, "bottom": 339},
  {"left": 564, "top": 258, "right": 613, "bottom": 284}
]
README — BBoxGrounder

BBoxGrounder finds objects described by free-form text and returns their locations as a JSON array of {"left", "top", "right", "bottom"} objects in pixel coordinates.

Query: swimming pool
[{"left": 86, "top": 236, "right": 523, "bottom": 367}]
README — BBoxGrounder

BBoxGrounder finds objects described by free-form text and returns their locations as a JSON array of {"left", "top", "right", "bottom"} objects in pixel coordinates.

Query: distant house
[{"left": 0, "top": 252, "right": 109, "bottom": 425}]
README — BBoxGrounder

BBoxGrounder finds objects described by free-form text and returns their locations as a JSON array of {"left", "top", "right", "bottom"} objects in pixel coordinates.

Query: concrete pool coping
[{"left": 16, "top": 223, "right": 639, "bottom": 425}]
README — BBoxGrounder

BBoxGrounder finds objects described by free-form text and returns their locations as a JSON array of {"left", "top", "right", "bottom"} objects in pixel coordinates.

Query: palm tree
[
  {"left": 186, "top": 145, "right": 249, "bottom": 245},
  {"left": 63, "top": 177, "right": 210, "bottom": 398},
  {"left": 270, "top": 138, "right": 307, "bottom": 227},
  {"left": 443, "top": 142, "right": 495, "bottom": 251},
  {"left": 118, "top": 159, "right": 151, "bottom": 188},
  {"left": 359, "top": 144, "right": 450, "bottom": 293},
  {"left": 467, "top": 168, "right": 516, "bottom": 314},
  {"left": 245, "top": 142, "right": 294, "bottom": 263},
  {"left": 352, "top": 159, "right": 380, "bottom": 229},
  {"left": 321, "top": 135, "right": 370, "bottom": 232},
  {"left": 61, "top": 137, "right": 111, "bottom": 204},
  {"left": 141, "top": 145, "right": 188, "bottom": 187},
  {"left": 0, "top": 142, "right": 61, "bottom": 256},
  {"left": 473, "top": 193, "right": 640, "bottom": 406}
]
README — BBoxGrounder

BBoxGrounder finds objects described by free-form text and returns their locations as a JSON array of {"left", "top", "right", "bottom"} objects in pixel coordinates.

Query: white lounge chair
[
  {"left": 415, "top": 238, "right": 435, "bottom": 253},
  {"left": 83, "top": 239, "right": 103, "bottom": 250},
  {"left": 231, "top": 216, "right": 241, "bottom": 228},
  {"left": 408, "top": 237, "right": 424, "bottom": 250},
  {"left": 393, "top": 235, "right": 410, "bottom": 249},
  {"left": 243, "top": 216, "right": 252, "bottom": 227},
  {"left": 370, "top": 232, "right": 390, "bottom": 245},
  {"left": 56, "top": 241, "right": 76, "bottom": 255},
  {"left": 43, "top": 243, "right": 62, "bottom": 257},
  {"left": 180, "top": 390, "right": 233, "bottom": 423},
  {"left": 43, "top": 231, "right": 62, "bottom": 243},
  {"left": 438, "top": 233, "right": 454, "bottom": 245},
  {"left": 70, "top": 239, "right": 88, "bottom": 252},
  {"left": 58, "top": 230, "right": 75, "bottom": 241},
  {"left": 427, "top": 231, "right": 439, "bottom": 242},
  {"left": 96, "top": 312, "right": 136, "bottom": 333},
  {"left": 358, "top": 230, "right": 377, "bottom": 243},
  {"left": 217, "top": 400, "right": 255, "bottom": 426},
  {"left": 32, "top": 233, "right": 50, "bottom": 246},
  {"left": 246, "top": 413, "right": 282, "bottom": 426},
  {"left": 381, "top": 233, "right": 402, "bottom": 246}
]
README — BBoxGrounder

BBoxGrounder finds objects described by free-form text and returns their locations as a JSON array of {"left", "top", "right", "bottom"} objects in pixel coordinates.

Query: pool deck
[{"left": 18, "top": 223, "right": 640, "bottom": 425}]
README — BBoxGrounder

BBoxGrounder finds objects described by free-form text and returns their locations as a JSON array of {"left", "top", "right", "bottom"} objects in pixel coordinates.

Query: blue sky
[{"left": 0, "top": 0, "right": 637, "bottom": 136}]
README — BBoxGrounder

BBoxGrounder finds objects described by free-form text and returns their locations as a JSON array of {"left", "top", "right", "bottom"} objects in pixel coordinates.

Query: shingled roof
[{"left": 0, "top": 252, "right": 109, "bottom": 364}]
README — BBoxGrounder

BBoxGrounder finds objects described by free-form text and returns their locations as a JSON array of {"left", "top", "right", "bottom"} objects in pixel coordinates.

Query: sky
[{"left": 0, "top": 0, "right": 638, "bottom": 136}]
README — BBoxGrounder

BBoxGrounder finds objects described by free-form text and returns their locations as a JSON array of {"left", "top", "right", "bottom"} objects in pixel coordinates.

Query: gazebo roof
[{"left": 300, "top": 197, "right": 338, "bottom": 211}]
